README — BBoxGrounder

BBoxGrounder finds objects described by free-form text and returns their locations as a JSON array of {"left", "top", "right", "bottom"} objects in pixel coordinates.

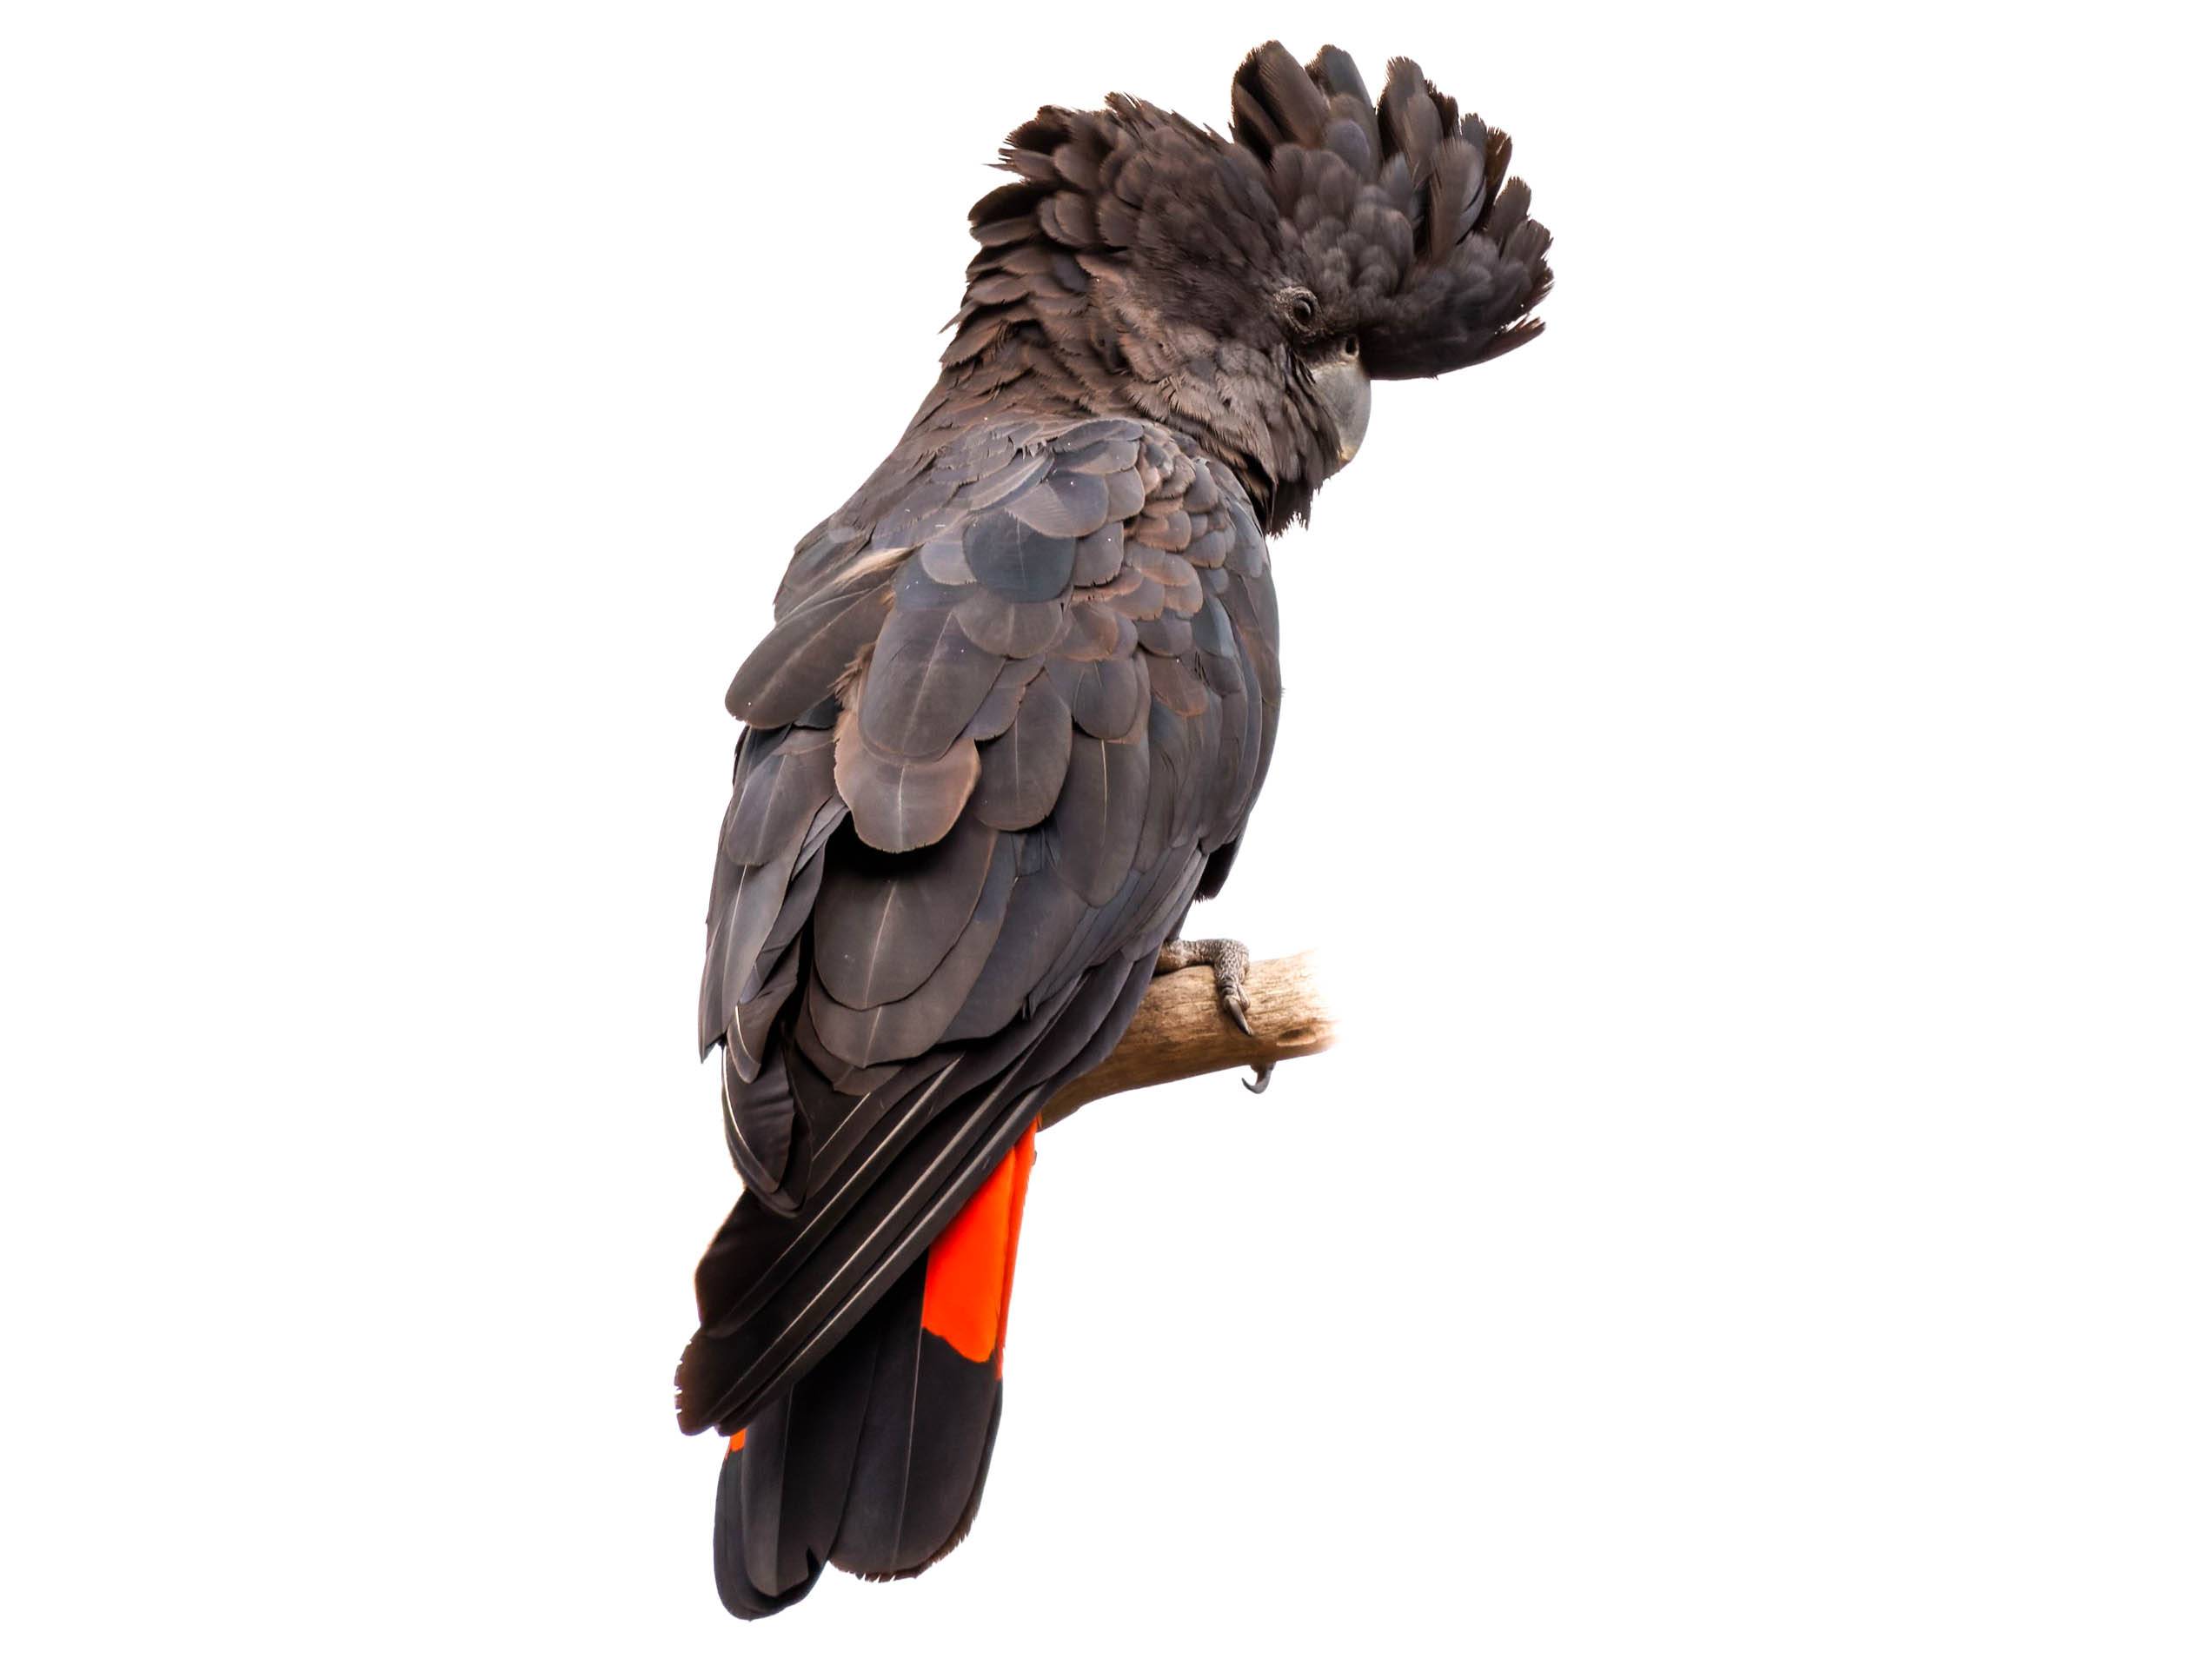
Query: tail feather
[
  {"left": 713, "top": 1123, "right": 1039, "bottom": 1617},
  {"left": 711, "top": 1323, "right": 875, "bottom": 1616}
]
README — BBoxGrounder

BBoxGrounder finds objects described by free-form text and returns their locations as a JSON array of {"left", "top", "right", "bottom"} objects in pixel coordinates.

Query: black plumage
[
  {"left": 683, "top": 39, "right": 1550, "bottom": 1618},
  {"left": 813, "top": 814, "right": 1000, "bottom": 1009},
  {"left": 963, "top": 514, "right": 1079, "bottom": 601},
  {"left": 973, "top": 674, "right": 1073, "bottom": 829},
  {"left": 724, "top": 581, "right": 890, "bottom": 728},
  {"left": 859, "top": 601, "right": 1004, "bottom": 759}
]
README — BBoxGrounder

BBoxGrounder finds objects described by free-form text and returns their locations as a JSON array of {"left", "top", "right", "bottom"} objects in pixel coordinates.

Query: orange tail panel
[{"left": 920, "top": 1119, "right": 1039, "bottom": 1375}]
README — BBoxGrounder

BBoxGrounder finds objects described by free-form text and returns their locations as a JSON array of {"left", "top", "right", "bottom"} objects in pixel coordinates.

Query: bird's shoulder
[{"left": 726, "top": 413, "right": 1279, "bottom": 754}]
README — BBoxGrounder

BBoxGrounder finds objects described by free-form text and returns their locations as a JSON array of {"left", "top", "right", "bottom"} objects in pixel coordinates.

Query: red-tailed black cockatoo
[{"left": 679, "top": 41, "right": 1551, "bottom": 1616}]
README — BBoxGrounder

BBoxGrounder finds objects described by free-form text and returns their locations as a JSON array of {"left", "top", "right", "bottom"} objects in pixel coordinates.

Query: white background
[{"left": 5, "top": 3, "right": 2206, "bottom": 1653}]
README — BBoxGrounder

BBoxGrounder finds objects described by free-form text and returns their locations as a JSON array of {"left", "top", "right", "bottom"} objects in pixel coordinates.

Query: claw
[
  {"left": 1244, "top": 1062, "right": 1273, "bottom": 1094},
  {"left": 1155, "top": 937, "right": 1255, "bottom": 1039}
]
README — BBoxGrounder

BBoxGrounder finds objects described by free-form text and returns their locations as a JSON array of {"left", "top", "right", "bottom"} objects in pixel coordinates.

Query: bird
[{"left": 679, "top": 40, "right": 1551, "bottom": 1617}]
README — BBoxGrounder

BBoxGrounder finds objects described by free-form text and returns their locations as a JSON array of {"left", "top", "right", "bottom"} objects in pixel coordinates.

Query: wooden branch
[{"left": 1040, "top": 950, "right": 1336, "bottom": 1130}]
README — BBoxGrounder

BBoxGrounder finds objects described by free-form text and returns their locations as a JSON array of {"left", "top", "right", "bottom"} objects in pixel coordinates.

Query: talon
[
  {"left": 1156, "top": 937, "right": 1255, "bottom": 1038},
  {"left": 1244, "top": 1062, "right": 1273, "bottom": 1094}
]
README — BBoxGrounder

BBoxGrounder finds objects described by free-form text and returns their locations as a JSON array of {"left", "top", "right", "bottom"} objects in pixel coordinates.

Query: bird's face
[
  {"left": 1068, "top": 220, "right": 1376, "bottom": 516},
  {"left": 949, "top": 42, "right": 1549, "bottom": 529},
  {"left": 1258, "top": 279, "right": 1375, "bottom": 472}
]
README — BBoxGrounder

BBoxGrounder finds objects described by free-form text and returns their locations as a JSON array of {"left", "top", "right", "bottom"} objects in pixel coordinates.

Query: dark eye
[{"left": 1279, "top": 287, "right": 1319, "bottom": 331}]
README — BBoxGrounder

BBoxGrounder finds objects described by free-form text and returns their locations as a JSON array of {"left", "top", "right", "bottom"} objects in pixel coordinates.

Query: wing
[{"left": 679, "top": 415, "right": 1280, "bottom": 1436}]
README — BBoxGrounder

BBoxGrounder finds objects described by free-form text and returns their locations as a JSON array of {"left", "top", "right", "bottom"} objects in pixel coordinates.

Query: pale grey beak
[{"left": 1312, "top": 356, "right": 1371, "bottom": 465}]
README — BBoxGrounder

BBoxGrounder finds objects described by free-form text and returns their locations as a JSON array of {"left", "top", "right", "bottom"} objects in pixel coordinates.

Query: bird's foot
[{"left": 1155, "top": 937, "right": 1254, "bottom": 1037}]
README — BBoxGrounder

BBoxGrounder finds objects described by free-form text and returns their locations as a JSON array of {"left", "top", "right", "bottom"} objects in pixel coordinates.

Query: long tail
[{"left": 712, "top": 1122, "right": 1039, "bottom": 1617}]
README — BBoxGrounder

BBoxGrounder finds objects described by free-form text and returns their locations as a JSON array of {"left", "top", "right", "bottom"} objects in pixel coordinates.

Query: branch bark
[{"left": 1040, "top": 949, "right": 1336, "bottom": 1130}]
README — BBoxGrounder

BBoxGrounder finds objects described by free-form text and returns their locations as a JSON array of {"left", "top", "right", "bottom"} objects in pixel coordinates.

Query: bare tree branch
[{"left": 1040, "top": 950, "right": 1336, "bottom": 1129}]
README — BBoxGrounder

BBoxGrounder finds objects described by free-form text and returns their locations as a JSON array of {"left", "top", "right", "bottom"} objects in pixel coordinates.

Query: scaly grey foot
[{"left": 1154, "top": 936, "right": 1254, "bottom": 1038}]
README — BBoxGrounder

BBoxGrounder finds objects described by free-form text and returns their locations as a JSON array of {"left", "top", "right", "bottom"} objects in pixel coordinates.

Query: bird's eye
[{"left": 1279, "top": 287, "right": 1319, "bottom": 332}]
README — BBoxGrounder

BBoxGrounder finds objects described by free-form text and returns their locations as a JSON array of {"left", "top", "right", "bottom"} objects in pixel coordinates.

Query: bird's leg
[
  {"left": 1154, "top": 937, "right": 1255, "bottom": 1038},
  {"left": 1154, "top": 937, "right": 1271, "bottom": 1091}
]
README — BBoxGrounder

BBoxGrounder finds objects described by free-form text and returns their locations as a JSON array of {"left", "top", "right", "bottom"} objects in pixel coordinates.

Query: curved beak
[{"left": 1312, "top": 356, "right": 1372, "bottom": 466}]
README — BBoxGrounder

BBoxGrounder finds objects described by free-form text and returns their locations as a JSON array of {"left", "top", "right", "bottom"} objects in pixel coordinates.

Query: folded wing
[{"left": 681, "top": 415, "right": 1280, "bottom": 1436}]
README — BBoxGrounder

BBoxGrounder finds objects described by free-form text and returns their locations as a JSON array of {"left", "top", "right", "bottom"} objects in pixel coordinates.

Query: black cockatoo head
[{"left": 943, "top": 42, "right": 1552, "bottom": 529}]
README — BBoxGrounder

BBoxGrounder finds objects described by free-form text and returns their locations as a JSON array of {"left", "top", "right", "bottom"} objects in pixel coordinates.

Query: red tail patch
[{"left": 920, "top": 1119, "right": 1038, "bottom": 1375}]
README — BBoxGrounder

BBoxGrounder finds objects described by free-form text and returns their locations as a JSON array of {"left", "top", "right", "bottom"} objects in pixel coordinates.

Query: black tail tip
[{"left": 713, "top": 1445, "right": 824, "bottom": 1620}]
